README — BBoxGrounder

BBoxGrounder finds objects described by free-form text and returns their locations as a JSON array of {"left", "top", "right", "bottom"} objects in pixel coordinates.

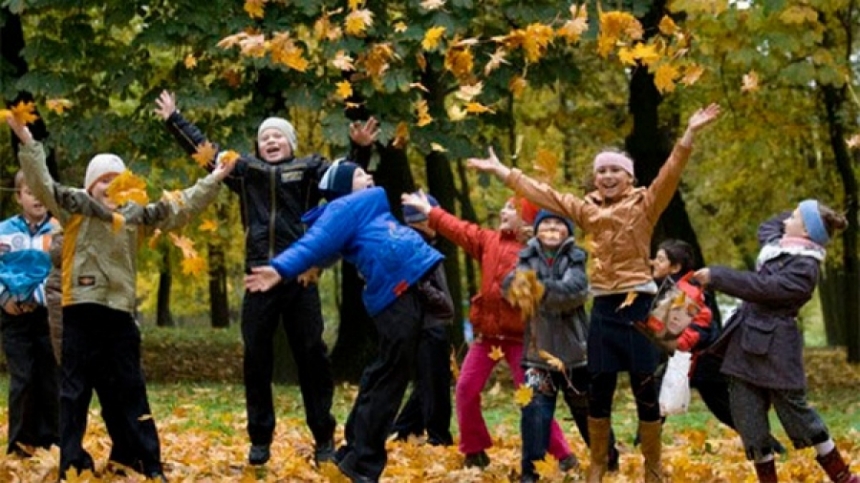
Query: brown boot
[
  {"left": 817, "top": 448, "right": 860, "bottom": 483},
  {"left": 638, "top": 420, "right": 664, "bottom": 483},
  {"left": 754, "top": 459, "right": 778, "bottom": 483},
  {"left": 586, "top": 417, "right": 610, "bottom": 483}
]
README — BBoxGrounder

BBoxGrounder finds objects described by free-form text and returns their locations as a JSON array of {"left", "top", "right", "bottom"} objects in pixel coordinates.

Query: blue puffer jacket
[
  {"left": 270, "top": 187, "right": 444, "bottom": 316},
  {"left": 0, "top": 215, "right": 56, "bottom": 306}
]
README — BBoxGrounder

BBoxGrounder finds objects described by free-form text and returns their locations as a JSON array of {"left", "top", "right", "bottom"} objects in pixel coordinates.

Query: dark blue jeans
[
  {"left": 59, "top": 304, "right": 162, "bottom": 477},
  {"left": 1, "top": 308, "right": 59, "bottom": 454},
  {"left": 241, "top": 281, "right": 335, "bottom": 447}
]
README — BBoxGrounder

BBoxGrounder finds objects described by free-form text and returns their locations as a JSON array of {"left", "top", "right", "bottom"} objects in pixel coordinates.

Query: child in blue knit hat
[
  {"left": 245, "top": 168, "right": 444, "bottom": 482},
  {"left": 503, "top": 209, "right": 619, "bottom": 482}
]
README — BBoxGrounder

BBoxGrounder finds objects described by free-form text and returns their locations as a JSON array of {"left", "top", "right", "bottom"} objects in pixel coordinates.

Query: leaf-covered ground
[{"left": 0, "top": 348, "right": 858, "bottom": 482}]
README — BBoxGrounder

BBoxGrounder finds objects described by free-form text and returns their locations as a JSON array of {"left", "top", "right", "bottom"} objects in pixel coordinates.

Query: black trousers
[
  {"left": 391, "top": 324, "right": 453, "bottom": 446},
  {"left": 241, "top": 282, "right": 335, "bottom": 446},
  {"left": 1, "top": 307, "right": 59, "bottom": 454},
  {"left": 59, "top": 304, "right": 162, "bottom": 476},
  {"left": 338, "top": 290, "right": 423, "bottom": 480}
]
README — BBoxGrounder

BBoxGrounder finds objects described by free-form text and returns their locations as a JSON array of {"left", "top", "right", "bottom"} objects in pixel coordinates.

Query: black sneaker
[
  {"left": 608, "top": 445, "right": 620, "bottom": 472},
  {"left": 559, "top": 454, "right": 580, "bottom": 472},
  {"left": 248, "top": 444, "right": 271, "bottom": 466},
  {"left": 463, "top": 450, "right": 490, "bottom": 469},
  {"left": 314, "top": 440, "right": 336, "bottom": 465},
  {"left": 146, "top": 472, "right": 169, "bottom": 482}
]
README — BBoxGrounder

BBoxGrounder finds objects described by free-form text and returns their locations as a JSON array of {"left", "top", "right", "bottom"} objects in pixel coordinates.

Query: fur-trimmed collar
[{"left": 756, "top": 241, "right": 825, "bottom": 270}]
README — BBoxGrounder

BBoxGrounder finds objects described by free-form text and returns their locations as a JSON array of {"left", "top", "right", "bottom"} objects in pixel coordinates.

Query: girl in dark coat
[{"left": 693, "top": 200, "right": 857, "bottom": 483}]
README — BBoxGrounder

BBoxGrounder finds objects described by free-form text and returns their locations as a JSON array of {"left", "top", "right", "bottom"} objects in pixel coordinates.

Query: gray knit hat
[
  {"left": 258, "top": 117, "right": 298, "bottom": 152},
  {"left": 84, "top": 154, "right": 125, "bottom": 192}
]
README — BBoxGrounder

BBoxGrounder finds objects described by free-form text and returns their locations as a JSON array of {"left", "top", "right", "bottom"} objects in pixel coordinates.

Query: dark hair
[
  {"left": 818, "top": 203, "right": 848, "bottom": 237},
  {"left": 657, "top": 239, "right": 695, "bottom": 274}
]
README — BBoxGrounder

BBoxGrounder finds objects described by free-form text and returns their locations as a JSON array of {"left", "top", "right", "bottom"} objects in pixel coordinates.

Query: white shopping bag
[{"left": 659, "top": 351, "right": 692, "bottom": 416}]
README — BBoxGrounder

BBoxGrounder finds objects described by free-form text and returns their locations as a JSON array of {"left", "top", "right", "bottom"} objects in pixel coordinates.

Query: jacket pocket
[{"left": 740, "top": 319, "right": 775, "bottom": 356}]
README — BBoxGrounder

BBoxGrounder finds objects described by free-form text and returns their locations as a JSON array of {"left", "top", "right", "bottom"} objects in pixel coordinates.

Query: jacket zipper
[{"left": 269, "top": 168, "right": 277, "bottom": 259}]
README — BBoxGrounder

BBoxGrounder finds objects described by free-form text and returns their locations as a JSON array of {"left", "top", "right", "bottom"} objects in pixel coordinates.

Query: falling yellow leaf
[
  {"left": 46, "top": 98, "right": 72, "bottom": 114},
  {"left": 200, "top": 219, "right": 218, "bottom": 232},
  {"left": 488, "top": 345, "right": 504, "bottom": 361},
  {"left": 184, "top": 53, "right": 198, "bottom": 69},
  {"left": 681, "top": 64, "right": 705, "bottom": 86},
  {"left": 630, "top": 42, "right": 661, "bottom": 66},
  {"left": 444, "top": 47, "right": 474, "bottom": 80},
  {"left": 654, "top": 63, "right": 679, "bottom": 94},
  {"left": 345, "top": 9, "right": 373, "bottom": 37},
  {"left": 509, "top": 75, "right": 527, "bottom": 98},
  {"left": 514, "top": 384, "right": 534, "bottom": 407},
  {"left": 393, "top": 21, "right": 408, "bottom": 33},
  {"left": 361, "top": 43, "right": 394, "bottom": 80},
  {"left": 193, "top": 142, "right": 218, "bottom": 168},
  {"left": 742, "top": 70, "right": 760, "bottom": 92},
  {"left": 484, "top": 48, "right": 509, "bottom": 75},
  {"left": 465, "top": 102, "right": 494, "bottom": 114},
  {"left": 619, "top": 291, "right": 638, "bottom": 309},
  {"left": 335, "top": 81, "right": 353, "bottom": 99},
  {"left": 422, "top": 26, "right": 447, "bottom": 51},
  {"left": 538, "top": 350, "right": 565, "bottom": 372},
  {"left": 533, "top": 149, "right": 559, "bottom": 179},
  {"left": 148, "top": 229, "right": 163, "bottom": 249},
  {"left": 270, "top": 32, "right": 309, "bottom": 72},
  {"left": 106, "top": 170, "right": 149, "bottom": 207},
  {"left": 558, "top": 4, "right": 589, "bottom": 44},
  {"left": 533, "top": 454, "right": 562, "bottom": 480},
  {"left": 181, "top": 256, "right": 207, "bottom": 276},
  {"left": 392, "top": 122, "right": 409, "bottom": 149},
  {"left": 169, "top": 233, "right": 198, "bottom": 259},
  {"left": 455, "top": 82, "right": 483, "bottom": 101},
  {"left": 347, "top": 0, "right": 363, "bottom": 9},
  {"left": 598, "top": 9, "right": 642, "bottom": 57},
  {"left": 415, "top": 99, "right": 433, "bottom": 127},
  {"left": 658, "top": 15, "right": 678, "bottom": 35},
  {"left": 10, "top": 101, "right": 38, "bottom": 125},
  {"left": 219, "top": 150, "right": 240, "bottom": 167},
  {"left": 111, "top": 213, "right": 126, "bottom": 234},
  {"left": 430, "top": 143, "right": 447, "bottom": 152},
  {"left": 447, "top": 104, "right": 467, "bottom": 121},
  {"left": 314, "top": 12, "right": 344, "bottom": 41},
  {"left": 420, "top": 0, "right": 446, "bottom": 10},
  {"left": 331, "top": 51, "right": 355, "bottom": 71},
  {"left": 506, "top": 270, "right": 545, "bottom": 321},
  {"left": 847, "top": 133, "right": 860, "bottom": 149},
  {"left": 244, "top": 0, "right": 265, "bottom": 18}
]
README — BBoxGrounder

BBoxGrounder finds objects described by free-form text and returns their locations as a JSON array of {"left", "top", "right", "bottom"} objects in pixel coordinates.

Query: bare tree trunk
[
  {"left": 208, "top": 242, "right": 230, "bottom": 328},
  {"left": 156, "top": 248, "right": 175, "bottom": 327}
]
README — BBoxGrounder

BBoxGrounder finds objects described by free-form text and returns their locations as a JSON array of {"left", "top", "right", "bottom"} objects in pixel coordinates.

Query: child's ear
[{"left": 669, "top": 263, "right": 683, "bottom": 275}]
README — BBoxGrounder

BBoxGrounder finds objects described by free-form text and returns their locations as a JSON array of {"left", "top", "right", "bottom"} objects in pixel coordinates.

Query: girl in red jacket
[{"left": 400, "top": 193, "right": 577, "bottom": 471}]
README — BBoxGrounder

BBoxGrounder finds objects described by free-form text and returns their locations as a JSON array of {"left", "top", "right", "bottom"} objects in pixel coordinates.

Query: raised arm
[{"left": 155, "top": 90, "right": 219, "bottom": 161}]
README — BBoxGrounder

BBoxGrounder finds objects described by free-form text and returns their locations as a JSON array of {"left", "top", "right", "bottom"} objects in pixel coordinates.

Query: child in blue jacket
[
  {"left": 0, "top": 171, "right": 59, "bottom": 456},
  {"left": 245, "top": 160, "right": 444, "bottom": 482}
]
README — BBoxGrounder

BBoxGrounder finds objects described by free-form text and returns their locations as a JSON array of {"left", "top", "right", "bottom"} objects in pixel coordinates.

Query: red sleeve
[
  {"left": 427, "top": 207, "right": 489, "bottom": 261},
  {"left": 677, "top": 305, "right": 712, "bottom": 352}
]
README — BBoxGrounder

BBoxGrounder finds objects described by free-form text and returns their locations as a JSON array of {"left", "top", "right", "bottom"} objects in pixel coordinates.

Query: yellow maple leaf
[
  {"left": 742, "top": 70, "right": 760, "bottom": 92},
  {"left": 538, "top": 350, "right": 565, "bottom": 372},
  {"left": 335, "top": 81, "right": 353, "bottom": 99},
  {"left": 465, "top": 102, "right": 494, "bottom": 114},
  {"left": 184, "top": 53, "right": 197, "bottom": 69},
  {"left": 218, "top": 150, "right": 240, "bottom": 168},
  {"left": 200, "top": 219, "right": 218, "bottom": 232},
  {"left": 658, "top": 15, "right": 678, "bottom": 36},
  {"left": 111, "top": 213, "right": 126, "bottom": 234},
  {"left": 422, "top": 26, "right": 446, "bottom": 51},
  {"left": 558, "top": 4, "right": 588, "bottom": 44},
  {"left": 534, "top": 454, "right": 562, "bottom": 479},
  {"left": 270, "top": 32, "right": 309, "bottom": 72},
  {"left": 847, "top": 134, "right": 860, "bottom": 149},
  {"left": 46, "top": 98, "right": 72, "bottom": 114},
  {"left": 488, "top": 345, "right": 504, "bottom": 361},
  {"left": 514, "top": 384, "right": 534, "bottom": 407},
  {"left": 654, "top": 63, "right": 679, "bottom": 94},
  {"left": 106, "top": 170, "right": 149, "bottom": 207},
  {"left": 618, "top": 46, "right": 637, "bottom": 66},
  {"left": 392, "top": 122, "right": 409, "bottom": 149},
  {"left": 484, "top": 48, "right": 509, "bottom": 75},
  {"left": 394, "top": 21, "right": 408, "bottom": 33},
  {"left": 598, "top": 9, "right": 642, "bottom": 57},
  {"left": 618, "top": 291, "right": 638, "bottom": 309},
  {"left": 447, "top": 104, "right": 467, "bottom": 121},
  {"left": 415, "top": 99, "right": 433, "bottom": 127},
  {"left": 244, "top": 0, "right": 265, "bottom": 19},
  {"left": 348, "top": 0, "right": 363, "bottom": 9},
  {"left": 314, "top": 13, "right": 344, "bottom": 42},
  {"left": 169, "top": 233, "right": 198, "bottom": 258},
  {"left": 630, "top": 42, "right": 661, "bottom": 66},
  {"left": 345, "top": 9, "right": 373, "bottom": 37},
  {"left": 420, "top": 0, "right": 446, "bottom": 10},
  {"left": 430, "top": 142, "right": 447, "bottom": 152},
  {"left": 331, "top": 51, "right": 355, "bottom": 71},
  {"left": 147, "top": 229, "right": 163, "bottom": 249},
  {"left": 455, "top": 82, "right": 483, "bottom": 101},
  {"left": 681, "top": 64, "right": 705, "bottom": 86},
  {"left": 533, "top": 148, "right": 559, "bottom": 179},
  {"left": 444, "top": 47, "right": 474, "bottom": 81},
  {"left": 361, "top": 43, "right": 394, "bottom": 80},
  {"left": 181, "top": 256, "right": 207, "bottom": 276},
  {"left": 192, "top": 142, "right": 218, "bottom": 168},
  {"left": 10, "top": 101, "right": 38, "bottom": 125}
]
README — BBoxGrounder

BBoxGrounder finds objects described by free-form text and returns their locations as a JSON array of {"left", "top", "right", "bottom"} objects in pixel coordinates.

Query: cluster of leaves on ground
[{"left": 0, "top": 348, "right": 857, "bottom": 482}]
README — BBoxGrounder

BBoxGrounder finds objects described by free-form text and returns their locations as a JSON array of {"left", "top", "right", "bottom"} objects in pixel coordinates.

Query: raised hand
[
  {"left": 400, "top": 190, "right": 433, "bottom": 216},
  {"left": 691, "top": 268, "right": 711, "bottom": 285},
  {"left": 466, "top": 147, "right": 510, "bottom": 179},
  {"left": 349, "top": 117, "right": 380, "bottom": 146},
  {"left": 154, "top": 90, "right": 177, "bottom": 121},
  {"left": 245, "top": 266, "right": 282, "bottom": 292},
  {"left": 211, "top": 154, "right": 238, "bottom": 181},
  {"left": 4, "top": 113, "right": 33, "bottom": 144},
  {"left": 687, "top": 103, "right": 721, "bottom": 132}
]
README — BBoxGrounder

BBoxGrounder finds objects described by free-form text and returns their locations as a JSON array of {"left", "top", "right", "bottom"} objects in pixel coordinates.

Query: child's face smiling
[
  {"left": 257, "top": 128, "right": 293, "bottom": 163},
  {"left": 89, "top": 173, "right": 120, "bottom": 210},
  {"left": 16, "top": 184, "right": 47, "bottom": 223},
  {"left": 594, "top": 165, "right": 633, "bottom": 201},
  {"left": 536, "top": 217, "right": 569, "bottom": 249},
  {"left": 650, "top": 248, "right": 680, "bottom": 280}
]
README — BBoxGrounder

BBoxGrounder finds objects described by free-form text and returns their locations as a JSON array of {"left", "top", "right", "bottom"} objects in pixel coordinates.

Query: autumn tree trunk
[
  {"left": 208, "top": 242, "right": 230, "bottom": 328},
  {"left": 156, "top": 247, "right": 175, "bottom": 327}
]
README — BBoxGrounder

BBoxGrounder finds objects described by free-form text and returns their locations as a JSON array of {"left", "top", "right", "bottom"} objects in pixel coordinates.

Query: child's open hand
[
  {"left": 245, "top": 266, "right": 282, "bottom": 292},
  {"left": 349, "top": 117, "right": 380, "bottom": 147},
  {"left": 4, "top": 113, "right": 33, "bottom": 144},
  {"left": 467, "top": 147, "right": 510, "bottom": 180},
  {"left": 687, "top": 103, "right": 721, "bottom": 132},
  {"left": 691, "top": 268, "right": 711, "bottom": 285},
  {"left": 154, "top": 90, "right": 177, "bottom": 121},
  {"left": 400, "top": 190, "right": 433, "bottom": 216},
  {"left": 211, "top": 153, "right": 237, "bottom": 181}
]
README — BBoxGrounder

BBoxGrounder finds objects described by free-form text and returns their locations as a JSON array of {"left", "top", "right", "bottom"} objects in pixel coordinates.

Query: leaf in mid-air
[
  {"left": 488, "top": 345, "right": 504, "bottom": 361},
  {"left": 513, "top": 384, "right": 534, "bottom": 407},
  {"left": 193, "top": 142, "right": 218, "bottom": 168}
]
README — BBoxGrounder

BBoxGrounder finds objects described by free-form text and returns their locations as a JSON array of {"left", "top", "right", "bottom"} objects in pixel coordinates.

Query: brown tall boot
[
  {"left": 754, "top": 459, "right": 778, "bottom": 483},
  {"left": 638, "top": 420, "right": 664, "bottom": 483},
  {"left": 586, "top": 417, "right": 610, "bottom": 483},
  {"left": 816, "top": 448, "right": 860, "bottom": 483}
]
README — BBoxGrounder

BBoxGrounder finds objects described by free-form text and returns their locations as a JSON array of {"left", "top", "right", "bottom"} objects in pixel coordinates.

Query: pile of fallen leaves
[{"left": 0, "top": 349, "right": 858, "bottom": 482}]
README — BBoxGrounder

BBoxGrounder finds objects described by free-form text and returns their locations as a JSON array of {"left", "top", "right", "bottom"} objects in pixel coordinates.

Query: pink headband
[{"left": 593, "top": 152, "right": 634, "bottom": 177}]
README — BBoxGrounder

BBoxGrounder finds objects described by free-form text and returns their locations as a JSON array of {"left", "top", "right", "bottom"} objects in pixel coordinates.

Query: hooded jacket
[{"left": 164, "top": 112, "right": 370, "bottom": 269}]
